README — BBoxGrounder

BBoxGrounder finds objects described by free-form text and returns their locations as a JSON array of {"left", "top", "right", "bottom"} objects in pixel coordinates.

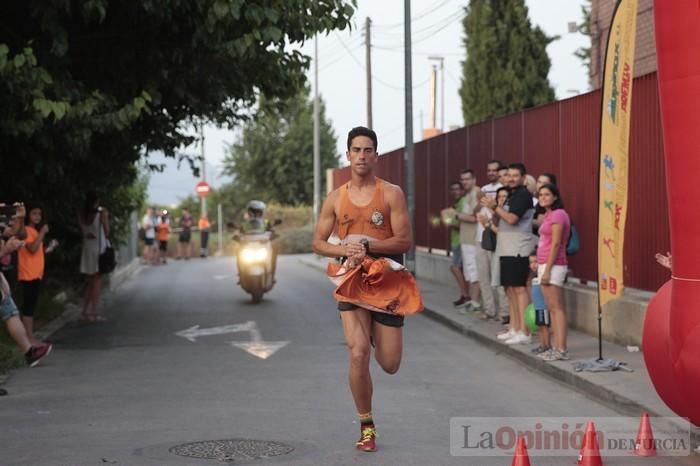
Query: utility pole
[
  {"left": 429, "top": 56, "right": 445, "bottom": 131},
  {"left": 313, "top": 35, "right": 321, "bottom": 226},
  {"left": 200, "top": 124, "right": 207, "bottom": 218},
  {"left": 430, "top": 64, "right": 437, "bottom": 129},
  {"left": 365, "top": 17, "right": 373, "bottom": 129},
  {"left": 404, "top": 0, "right": 415, "bottom": 273}
]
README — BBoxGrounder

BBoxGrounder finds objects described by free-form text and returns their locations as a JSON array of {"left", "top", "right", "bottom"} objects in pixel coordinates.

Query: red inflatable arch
[{"left": 643, "top": 0, "right": 700, "bottom": 426}]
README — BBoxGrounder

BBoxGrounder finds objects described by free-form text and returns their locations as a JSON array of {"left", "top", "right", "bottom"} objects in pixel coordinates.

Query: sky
[{"left": 147, "top": 0, "right": 589, "bottom": 206}]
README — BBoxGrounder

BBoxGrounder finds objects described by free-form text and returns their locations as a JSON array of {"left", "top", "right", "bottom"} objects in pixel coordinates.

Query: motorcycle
[{"left": 233, "top": 219, "right": 281, "bottom": 303}]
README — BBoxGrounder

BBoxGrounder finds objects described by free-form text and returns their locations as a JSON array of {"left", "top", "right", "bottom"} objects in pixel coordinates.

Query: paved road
[{"left": 1, "top": 256, "right": 697, "bottom": 466}]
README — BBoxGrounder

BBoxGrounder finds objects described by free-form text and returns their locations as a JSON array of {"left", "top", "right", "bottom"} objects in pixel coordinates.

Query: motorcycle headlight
[
  {"left": 241, "top": 247, "right": 268, "bottom": 263},
  {"left": 254, "top": 247, "right": 269, "bottom": 261}
]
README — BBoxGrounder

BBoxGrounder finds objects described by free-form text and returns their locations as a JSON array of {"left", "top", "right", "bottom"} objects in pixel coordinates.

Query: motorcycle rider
[
  {"left": 238, "top": 200, "right": 277, "bottom": 278},
  {"left": 241, "top": 200, "right": 270, "bottom": 234}
]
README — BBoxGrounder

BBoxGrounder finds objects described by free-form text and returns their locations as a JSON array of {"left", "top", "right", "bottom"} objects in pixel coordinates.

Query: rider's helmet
[{"left": 247, "top": 200, "right": 266, "bottom": 219}]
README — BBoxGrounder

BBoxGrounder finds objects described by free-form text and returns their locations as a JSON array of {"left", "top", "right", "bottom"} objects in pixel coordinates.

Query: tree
[
  {"left": 222, "top": 86, "right": 338, "bottom": 207},
  {"left": 0, "top": 1, "right": 354, "bottom": 272},
  {"left": 459, "top": 0, "right": 556, "bottom": 125}
]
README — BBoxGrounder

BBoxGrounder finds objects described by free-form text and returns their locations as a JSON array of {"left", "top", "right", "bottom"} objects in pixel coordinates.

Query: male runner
[{"left": 312, "top": 126, "right": 412, "bottom": 452}]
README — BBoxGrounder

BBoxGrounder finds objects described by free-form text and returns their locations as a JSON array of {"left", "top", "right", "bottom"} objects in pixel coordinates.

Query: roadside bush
[{"left": 274, "top": 224, "right": 313, "bottom": 255}]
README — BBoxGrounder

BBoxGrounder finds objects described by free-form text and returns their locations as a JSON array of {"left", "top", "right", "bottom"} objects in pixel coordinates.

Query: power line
[
  {"left": 319, "top": 35, "right": 364, "bottom": 63},
  {"left": 371, "top": 46, "right": 463, "bottom": 57},
  {"left": 373, "top": 0, "right": 455, "bottom": 30},
  {"left": 333, "top": 32, "right": 432, "bottom": 92},
  {"left": 371, "top": 11, "right": 466, "bottom": 49}
]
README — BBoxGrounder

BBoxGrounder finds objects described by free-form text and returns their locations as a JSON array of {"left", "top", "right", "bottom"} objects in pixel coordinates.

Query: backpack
[{"left": 566, "top": 223, "right": 580, "bottom": 256}]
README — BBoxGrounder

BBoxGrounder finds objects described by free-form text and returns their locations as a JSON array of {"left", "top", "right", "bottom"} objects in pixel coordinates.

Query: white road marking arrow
[
  {"left": 175, "top": 323, "right": 254, "bottom": 342},
  {"left": 212, "top": 274, "right": 230, "bottom": 280},
  {"left": 175, "top": 321, "right": 289, "bottom": 360},
  {"left": 230, "top": 321, "right": 289, "bottom": 360}
]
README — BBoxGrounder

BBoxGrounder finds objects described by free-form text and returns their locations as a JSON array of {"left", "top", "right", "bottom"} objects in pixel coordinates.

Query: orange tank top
[{"left": 336, "top": 178, "right": 393, "bottom": 241}]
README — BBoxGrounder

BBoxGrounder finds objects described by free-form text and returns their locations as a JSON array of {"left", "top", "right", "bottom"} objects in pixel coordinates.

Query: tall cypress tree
[{"left": 460, "top": 0, "right": 556, "bottom": 125}]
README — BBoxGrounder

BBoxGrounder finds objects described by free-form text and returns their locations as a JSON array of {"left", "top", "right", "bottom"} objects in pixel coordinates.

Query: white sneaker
[
  {"left": 497, "top": 329, "right": 516, "bottom": 340},
  {"left": 505, "top": 332, "right": 532, "bottom": 345}
]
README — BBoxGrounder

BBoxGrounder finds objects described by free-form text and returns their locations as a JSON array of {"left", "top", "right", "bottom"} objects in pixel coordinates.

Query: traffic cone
[
  {"left": 511, "top": 436, "right": 531, "bottom": 466},
  {"left": 633, "top": 412, "right": 657, "bottom": 456},
  {"left": 577, "top": 422, "right": 603, "bottom": 466}
]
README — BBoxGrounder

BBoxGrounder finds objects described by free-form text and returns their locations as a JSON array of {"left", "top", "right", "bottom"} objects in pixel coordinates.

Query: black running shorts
[{"left": 338, "top": 301, "right": 405, "bottom": 328}]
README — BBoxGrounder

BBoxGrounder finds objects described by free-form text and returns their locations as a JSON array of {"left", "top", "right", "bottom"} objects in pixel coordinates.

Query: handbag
[
  {"left": 566, "top": 223, "right": 580, "bottom": 256},
  {"left": 98, "top": 218, "right": 117, "bottom": 274},
  {"left": 99, "top": 243, "right": 116, "bottom": 274},
  {"left": 481, "top": 227, "right": 497, "bottom": 252}
]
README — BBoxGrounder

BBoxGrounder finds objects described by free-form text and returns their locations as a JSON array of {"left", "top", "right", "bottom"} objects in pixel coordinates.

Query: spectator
[
  {"left": 1, "top": 226, "right": 52, "bottom": 367},
  {"left": 498, "top": 166, "right": 509, "bottom": 186},
  {"left": 79, "top": 192, "right": 109, "bottom": 323},
  {"left": 141, "top": 207, "right": 157, "bottom": 265},
  {"left": 475, "top": 160, "right": 506, "bottom": 320},
  {"left": 457, "top": 169, "right": 482, "bottom": 313},
  {"left": 529, "top": 253, "right": 551, "bottom": 354},
  {"left": 18, "top": 203, "right": 58, "bottom": 345},
  {"left": 482, "top": 163, "right": 535, "bottom": 345},
  {"left": 156, "top": 210, "right": 171, "bottom": 264},
  {"left": 533, "top": 173, "right": 557, "bottom": 233},
  {"left": 441, "top": 181, "right": 470, "bottom": 307},
  {"left": 483, "top": 187, "right": 511, "bottom": 328},
  {"left": 177, "top": 208, "right": 193, "bottom": 260},
  {"left": 535, "top": 183, "right": 571, "bottom": 361},
  {"left": 199, "top": 214, "right": 211, "bottom": 258}
]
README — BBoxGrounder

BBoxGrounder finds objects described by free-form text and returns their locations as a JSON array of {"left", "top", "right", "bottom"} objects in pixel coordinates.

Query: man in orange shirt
[
  {"left": 198, "top": 215, "right": 211, "bottom": 258},
  {"left": 313, "top": 127, "right": 412, "bottom": 453},
  {"left": 156, "top": 211, "right": 171, "bottom": 265}
]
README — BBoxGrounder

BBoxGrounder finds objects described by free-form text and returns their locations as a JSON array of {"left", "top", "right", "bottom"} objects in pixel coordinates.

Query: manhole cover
[{"left": 169, "top": 439, "right": 294, "bottom": 463}]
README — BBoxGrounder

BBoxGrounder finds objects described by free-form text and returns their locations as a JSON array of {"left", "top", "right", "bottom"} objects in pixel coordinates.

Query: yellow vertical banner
[{"left": 598, "top": 0, "right": 638, "bottom": 306}]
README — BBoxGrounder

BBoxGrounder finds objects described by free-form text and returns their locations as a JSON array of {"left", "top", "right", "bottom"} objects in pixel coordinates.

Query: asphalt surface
[{"left": 1, "top": 256, "right": 698, "bottom": 466}]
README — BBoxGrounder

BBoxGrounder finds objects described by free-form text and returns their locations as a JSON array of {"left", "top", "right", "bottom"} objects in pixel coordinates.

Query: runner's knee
[
  {"left": 377, "top": 357, "right": 400, "bottom": 374},
  {"left": 348, "top": 344, "right": 371, "bottom": 367}
]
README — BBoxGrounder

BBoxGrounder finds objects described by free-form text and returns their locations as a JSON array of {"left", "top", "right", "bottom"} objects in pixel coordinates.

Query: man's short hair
[
  {"left": 460, "top": 169, "right": 475, "bottom": 176},
  {"left": 450, "top": 180, "right": 463, "bottom": 189},
  {"left": 508, "top": 163, "right": 527, "bottom": 176},
  {"left": 488, "top": 160, "right": 503, "bottom": 168},
  {"left": 347, "top": 126, "right": 378, "bottom": 151}
]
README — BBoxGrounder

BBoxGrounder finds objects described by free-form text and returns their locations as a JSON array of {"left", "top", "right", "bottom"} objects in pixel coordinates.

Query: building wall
[{"left": 590, "top": 0, "right": 656, "bottom": 89}]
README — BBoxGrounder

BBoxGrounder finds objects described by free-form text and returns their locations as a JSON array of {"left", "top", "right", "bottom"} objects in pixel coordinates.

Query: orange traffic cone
[
  {"left": 577, "top": 422, "right": 603, "bottom": 466},
  {"left": 633, "top": 412, "right": 657, "bottom": 456},
  {"left": 511, "top": 436, "right": 531, "bottom": 466}
]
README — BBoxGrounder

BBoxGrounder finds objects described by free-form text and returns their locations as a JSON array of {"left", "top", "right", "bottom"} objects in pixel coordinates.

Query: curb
[{"left": 421, "top": 306, "right": 653, "bottom": 417}]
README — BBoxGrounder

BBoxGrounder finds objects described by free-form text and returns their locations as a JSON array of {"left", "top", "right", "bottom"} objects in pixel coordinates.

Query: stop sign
[{"left": 196, "top": 181, "right": 211, "bottom": 197}]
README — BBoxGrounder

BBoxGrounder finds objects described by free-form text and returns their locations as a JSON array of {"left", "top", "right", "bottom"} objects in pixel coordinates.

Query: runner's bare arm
[
  {"left": 312, "top": 190, "right": 365, "bottom": 259},
  {"left": 366, "top": 184, "right": 412, "bottom": 255}
]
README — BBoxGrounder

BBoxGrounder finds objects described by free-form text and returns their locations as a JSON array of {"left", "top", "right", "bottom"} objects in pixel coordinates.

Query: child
[
  {"left": 18, "top": 204, "right": 58, "bottom": 345},
  {"left": 529, "top": 254, "right": 551, "bottom": 354}
]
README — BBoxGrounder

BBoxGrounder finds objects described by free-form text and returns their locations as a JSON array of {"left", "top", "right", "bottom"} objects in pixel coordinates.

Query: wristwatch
[{"left": 360, "top": 238, "right": 370, "bottom": 254}]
